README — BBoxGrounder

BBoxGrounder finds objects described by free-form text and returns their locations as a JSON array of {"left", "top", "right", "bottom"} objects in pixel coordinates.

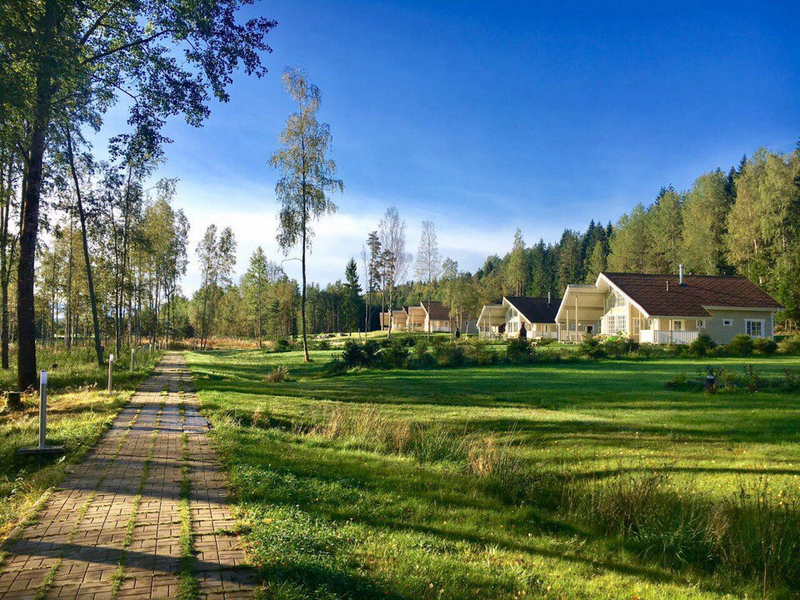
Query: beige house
[
  {"left": 380, "top": 301, "right": 477, "bottom": 334},
  {"left": 556, "top": 268, "right": 783, "bottom": 344},
  {"left": 477, "top": 296, "right": 560, "bottom": 339},
  {"left": 380, "top": 309, "right": 408, "bottom": 332}
]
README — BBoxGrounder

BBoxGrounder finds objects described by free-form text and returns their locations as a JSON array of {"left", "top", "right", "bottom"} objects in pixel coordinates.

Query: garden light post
[
  {"left": 38, "top": 371, "right": 47, "bottom": 449},
  {"left": 17, "top": 371, "right": 64, "bottom": 456},
  {"left": 108, "top": 354, "right": 114, "bottom": 394}
]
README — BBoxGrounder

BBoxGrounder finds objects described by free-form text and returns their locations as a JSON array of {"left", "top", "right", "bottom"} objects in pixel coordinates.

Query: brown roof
[
  {"left": 603, "top": 272, "right": 783, "bottom": 317},
  {"left": 421, "top": 301, "right": 450, "bottom": 321},
  {"left": 504, "top": 296, "right": 560, "bottom": 324}
]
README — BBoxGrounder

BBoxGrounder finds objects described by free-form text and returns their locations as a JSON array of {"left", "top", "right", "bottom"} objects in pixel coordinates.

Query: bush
[
  {"left": 265, "top": 365, "right": 290, "bottom": 383},
  {"left": 536, "top": 337, "right": 557, "bottom": 346},
  {"left": 603, "top": 336, "right": 639, "bottom": 357},
  {"left": 578, "top": 336, "right": 606, "bottom": 359},
  {"left": 396, "top": 335, "right": 417, "bottom": 348},
  {"left": 689, "top": 333, "right": 717, "bottom": 357},
  {"left": 506, "top": 338, "right": 533, "bottom": 363},
  {"left": 467, "top": 339, "right": 497, "bottom": 366},
  {"left": 274, "top": 338, "right": 293, "bottom": 352},
  {"left": 341, "top": 341, "right": 366, "bottom": 368},
  {"left": 779, "top": 335, "right": 800, "bottom": 355},
  {"left": 726, "top": 334, "right": 755, "bottom": 356},
  {"left": 411, "top": 340, "right": 436, "bottom": 369},
  {"left": 315, "top": 339, "right": 331, "bottom": 351},
  {"left": 381, "top": 341, "right": 409, "bottom": 369},
  {"left": 434, "top": 343, "right": 466, "bottom": 368},
  {"left": 753, "top": 337, "right": 778, "bottom": 355},
  {"left": 362, "top": 340, "right": 380, "bottom": 364}
]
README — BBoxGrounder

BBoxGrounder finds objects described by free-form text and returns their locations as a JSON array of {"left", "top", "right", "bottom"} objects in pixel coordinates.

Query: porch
[
  {"left": 477, "top": 304, "right": 506, "bottom": 338},
  {"left": 406, "top": 306, "right": 426, "bottom": 331},
  {"left": 640, "top": 329, "right": 699, "bottom": 344},
  {"left": 555, "top": 284, "right": 605, "bottom": 343}
]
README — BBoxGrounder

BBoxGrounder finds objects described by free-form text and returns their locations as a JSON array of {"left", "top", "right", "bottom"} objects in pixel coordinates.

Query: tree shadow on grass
[{"left": 227, "top": 430, "right": 745, "bottom": 597}]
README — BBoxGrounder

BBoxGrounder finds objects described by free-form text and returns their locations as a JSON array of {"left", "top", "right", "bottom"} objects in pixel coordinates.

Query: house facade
[
  {"left": 477, "top": 296, "right": 560, "bottom": 339},
  {"left": 380, "top": 309, "right": 408, "bottom": 332},
  {"left": 380, "top": 301, "right": 477, "bottom": 334},
  {"left": 555, "top": 269, "right": 783, "bottom": 344}
]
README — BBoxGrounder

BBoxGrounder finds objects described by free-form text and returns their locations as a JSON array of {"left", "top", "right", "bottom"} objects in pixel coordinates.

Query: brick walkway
[{"left": 0, "top": 353, "right": 254, "bottom": 599}]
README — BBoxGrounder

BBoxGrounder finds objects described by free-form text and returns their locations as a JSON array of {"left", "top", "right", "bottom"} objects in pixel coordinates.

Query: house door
[{"left": 586, "top": 324, "right": 594, "bottom": 335}]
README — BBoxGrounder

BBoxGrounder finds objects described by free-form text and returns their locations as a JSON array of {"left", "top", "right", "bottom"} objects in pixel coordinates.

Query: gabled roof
[
  {"left": 504, "top": 296, "right": 561, "bottom": 324},
  {"left": 601, "top": 272, "right": 783, "bottom": 317},
  {"left": 421, "top": 300, "right": 450, "bottom": 321}
]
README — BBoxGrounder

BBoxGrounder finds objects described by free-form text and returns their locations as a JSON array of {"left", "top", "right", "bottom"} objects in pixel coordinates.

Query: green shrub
[
  {"left": 689, "top": 333, "right": 717, "bottom": 357},
  {"left": 742, "top": 365, "right": 762, "bottom": 391},
  {"left": 274, "top": 338, "right": 293, "bottom": 352},
  {"left": 536, "top": 337, "right": 557, "bottom": 346},
  {"left": 434, "top": 343, "right": 466, "bottom": 368},
  {"left": 381, "top": 341, "right": 409, "bottom": 369},
  {"left": 362, "top": 340, "right": 380, "bottom": 364},
  {"left": 783, "top": 369, "right": 800, "bottom": 392},
  {"left": 753, "top": 337, "right": 778, "bottom": 355},
  {"left": 467, "top": 339, "right": 497, "bottom": 365},
  {"left": 341, "top": 341, "right": 366, "bottom": 368},
  {"left": 603, "top": 337, "right": 639, "bottom": 357},
  {"left": 396, "top": 335, "right": 417, "bottom": 347},
  {"left": 726, "top": 334, "right": 755, "bottom": 356},
  {"left": 410, "top": 340, "right": 436, "bottom": 369},
  {"left": 578, "top": 336, "right": 605, "bottom": 359},
  {"left": 506, "top": 338, "right": 533, "bottom": 363},
  {"left": 779, "top": 335, "right": 800, "bottom": 354},
  {"left": 315, "top": 339, "right": 331, "bottom": 351}
]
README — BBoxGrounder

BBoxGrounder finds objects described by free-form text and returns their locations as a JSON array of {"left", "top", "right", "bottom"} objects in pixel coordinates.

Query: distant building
[
  {"left": 380, "top": 301, "right": 477, "bottom": 334},
  {"left": 477, "top": 295, "right": 560, "bottom": 339}
]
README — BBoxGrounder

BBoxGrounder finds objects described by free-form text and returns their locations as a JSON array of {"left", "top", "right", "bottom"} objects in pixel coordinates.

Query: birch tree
[
  {"left": 271, "top": 67, "right": 343, "bottom": 361},
  {"left": 414, "top": 220, "right": 441, "bottom": 332},
  {"left": 196, "top": 225, "right": 237, "bottom": 350},
  {"left": 379, "top": 207, "right": 411, "bottom": 337}
]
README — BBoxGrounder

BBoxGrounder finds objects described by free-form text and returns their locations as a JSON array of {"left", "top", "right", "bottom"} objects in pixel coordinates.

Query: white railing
[
  {"left": 639, "top": 329, "right": 698, "bottom": 345},
  {"left": 533, "top": 331, "right": 559, "bottom": 340}
]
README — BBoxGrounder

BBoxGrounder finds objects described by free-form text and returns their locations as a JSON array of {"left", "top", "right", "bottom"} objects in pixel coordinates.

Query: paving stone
[{"left": 0, "top": 354, "right": 255, "bottom": 599}]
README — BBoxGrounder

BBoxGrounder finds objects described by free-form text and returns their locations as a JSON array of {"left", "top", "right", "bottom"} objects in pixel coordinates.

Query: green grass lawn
[
  {"left": 186, "top": 349, "right": 800, "bottom": 599},
  {"left": 0, "top": 346, "right": 162, "bottom": 540}
]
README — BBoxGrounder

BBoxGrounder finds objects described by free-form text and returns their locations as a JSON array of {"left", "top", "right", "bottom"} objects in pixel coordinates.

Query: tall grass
[{"left": 264, "top": 404, "right": 800, "bottom": 594}]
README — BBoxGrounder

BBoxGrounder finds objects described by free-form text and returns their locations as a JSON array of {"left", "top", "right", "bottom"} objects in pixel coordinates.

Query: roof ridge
[{"left": 604, "top": 271, "right": 749, "bottom": 280}]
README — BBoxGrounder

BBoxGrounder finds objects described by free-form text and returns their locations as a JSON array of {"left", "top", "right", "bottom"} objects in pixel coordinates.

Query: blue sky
[{"left": 101, "top": 1, "right": 800, "bottom": 292}]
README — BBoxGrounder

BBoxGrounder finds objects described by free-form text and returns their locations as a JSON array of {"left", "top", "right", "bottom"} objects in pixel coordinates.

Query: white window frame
[
  {"left": 672, "top": 320, "right": 683, "bottom": 331},
  {"left": 697, "top": 319, "right": 705, "bottom": 329},
  {"left": 722, "top": 319, "right": 733, "bottom": 327},
  {"left": 745, "top": 319, "right": 764, "bottom": 338}
]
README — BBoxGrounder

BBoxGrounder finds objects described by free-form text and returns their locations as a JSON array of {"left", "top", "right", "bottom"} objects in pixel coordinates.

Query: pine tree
[
  {"left": 505, "top": 229, "right": 529, "bottom": 295},
  {"left": 584, "top": 239, "right": 607, "bottom": 283}
]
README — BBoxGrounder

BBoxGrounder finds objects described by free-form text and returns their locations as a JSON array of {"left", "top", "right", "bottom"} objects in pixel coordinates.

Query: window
[
  {"left": 673, "top": 320, "right": 683, "bottom": 331},
  {"left": 606, "top": 315, "right": 626, "bottom": 334},
  {"left": 745, "top": 320, "right": 764, "bottom": 337},
  {"left": 607, "top": 291, "right": 626, "bottom": 310},
  {"left": 697, "top": 319, "right": 705, "bottom": 329},
  {"left": 723, "top": 319, "right": 733, "bottom": 327}
]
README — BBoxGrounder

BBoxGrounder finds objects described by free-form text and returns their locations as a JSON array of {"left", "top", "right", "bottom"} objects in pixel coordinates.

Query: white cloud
[{"left": 172, "top": 180, "right": 555, "bottom": 294}]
